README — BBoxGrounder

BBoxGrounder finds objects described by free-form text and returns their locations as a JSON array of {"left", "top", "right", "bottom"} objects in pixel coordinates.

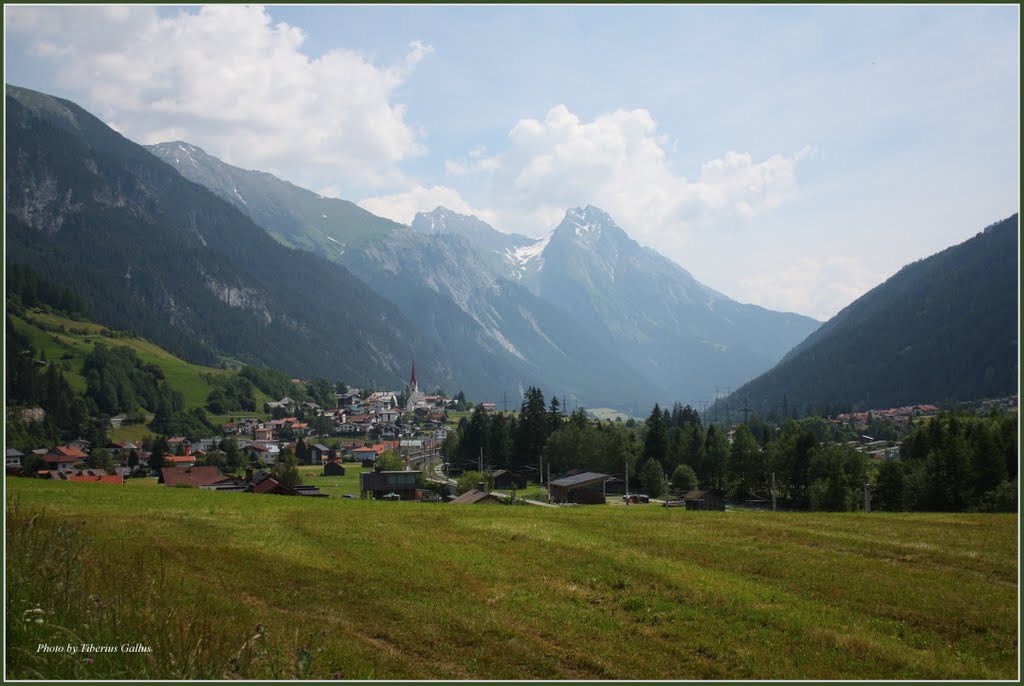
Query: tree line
[{"left": 443, "top": 386, "right": 1017, "bottom": 512}]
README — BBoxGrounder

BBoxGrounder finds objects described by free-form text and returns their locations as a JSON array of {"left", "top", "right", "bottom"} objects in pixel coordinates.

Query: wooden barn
[
  {"left": 549, "top": 472, "right": 612, "bottom": 505},
  {"left": 491, "top": 469, "right": 527, "bottom": 490},
  {"left": 682, "top": 489, "right": 726, "bottom": 511},
  {"left": 449, "top": 489, "right": 505, "bottom": 505},
  {"left": 323, "top": 460, "right": 346, "bottom": 477}
]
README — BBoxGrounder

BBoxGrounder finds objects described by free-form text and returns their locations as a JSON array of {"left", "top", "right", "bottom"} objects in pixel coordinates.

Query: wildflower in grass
[
  {"left": 333, "top": 671, "right": 342, "bottom": 679},
  {"left": 255, "top": 623, "right": 264, "bottom": 634}
]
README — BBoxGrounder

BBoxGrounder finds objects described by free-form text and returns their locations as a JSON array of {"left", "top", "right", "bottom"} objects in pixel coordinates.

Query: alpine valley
[{"left": 10, "top": 84, "right": 824, "bottom": 410}]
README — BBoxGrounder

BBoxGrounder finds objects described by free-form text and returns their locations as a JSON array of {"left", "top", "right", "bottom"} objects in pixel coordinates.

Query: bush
[{"left": 456, "top": 470, "right": 493, "bottom": 495}]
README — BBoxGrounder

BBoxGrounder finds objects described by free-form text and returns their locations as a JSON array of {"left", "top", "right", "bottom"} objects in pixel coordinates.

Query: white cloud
[
  {"left": 737, "top": 257, "right": 890, "bottom": 321},
  {"left": 358, "top": 185, "right": 497, "bottom": 227},
  {"left": 6, "top": 5, "right": 430, "bottom": 191},
  {"left": 447, "top": 104, "right": 813, "bottom": 241}
]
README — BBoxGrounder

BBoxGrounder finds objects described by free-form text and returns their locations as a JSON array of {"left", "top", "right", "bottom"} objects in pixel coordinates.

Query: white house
[{"left": 5, "top": 448, "right": 24, "bottom": 469}]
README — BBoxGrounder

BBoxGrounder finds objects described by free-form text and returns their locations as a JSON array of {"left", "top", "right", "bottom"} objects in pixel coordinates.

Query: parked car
[{"left": 623, "top": 493, "right": 650, "bottom": 504}]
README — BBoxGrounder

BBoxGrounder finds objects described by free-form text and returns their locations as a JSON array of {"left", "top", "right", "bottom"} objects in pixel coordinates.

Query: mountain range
[
  {"left": 13, "top": 84, "right": 1011, "bottom": 415},
  {"left": 148, "top": 140, "right": 820, "bottom": 408}
]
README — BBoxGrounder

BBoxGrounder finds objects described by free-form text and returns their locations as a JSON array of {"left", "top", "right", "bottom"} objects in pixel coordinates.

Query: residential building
[{"left": 359, "top": 470, "right": 422, "bottom": 500}]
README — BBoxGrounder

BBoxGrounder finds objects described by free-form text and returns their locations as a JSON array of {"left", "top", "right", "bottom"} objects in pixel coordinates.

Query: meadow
[{"left": 5, "top": 478, "right": 1018, "bottom": 680}]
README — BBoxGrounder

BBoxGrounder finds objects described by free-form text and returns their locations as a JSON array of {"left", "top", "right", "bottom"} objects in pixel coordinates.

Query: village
[{"left": 5, "top": 348, "right": 1017, "bottom": 512}]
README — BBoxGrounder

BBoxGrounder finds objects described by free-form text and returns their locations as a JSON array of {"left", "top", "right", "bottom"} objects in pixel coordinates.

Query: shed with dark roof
[
  {"left": 491, "top": 469, "right": 527, "bottom": 490},
  {"left": 323, "top": 460, "right": 346, "bottom": 476},
  {"left": 449, "top": 489, "right": 505, "bottom": 505},
  {"left": 549, "top": 472, "right": 612, "bottom": 505},
  {"left": 682, "top": 489, "right": 725, "bottom": 511}
]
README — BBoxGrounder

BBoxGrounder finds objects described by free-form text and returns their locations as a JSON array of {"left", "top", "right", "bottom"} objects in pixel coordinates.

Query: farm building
[
  {"left": 682, "top": 489, "right": 726, "bottom": 511},
  {"left": 549, "top": 472, "right": 613, "bottom": 505},
  {"left": 450, "top": 489, "right": 505, "bottom": 505},
  {"left": 248, "top": 475, "right": 304, "bottom": 496},
  {"left": 359, "top": 470, "right": 422, "bottom": 500},
  {"left": 323, "top": 460, "right": 346, "bottom": 476},
  {"left": 491, "top": 469, "right": 527, "bottom": 490}
]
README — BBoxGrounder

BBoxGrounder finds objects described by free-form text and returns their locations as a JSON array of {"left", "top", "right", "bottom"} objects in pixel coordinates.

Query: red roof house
[{"left": 160, "top": 466, "right": 230, "bottom": 488}]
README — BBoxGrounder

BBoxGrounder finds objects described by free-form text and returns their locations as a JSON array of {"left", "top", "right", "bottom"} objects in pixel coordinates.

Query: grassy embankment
[{"left": 5, "top": 478, "right": 1017, "bottom": 680}]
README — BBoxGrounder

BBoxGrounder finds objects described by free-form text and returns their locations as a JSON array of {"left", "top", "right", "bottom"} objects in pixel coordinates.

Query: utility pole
[
  {"left": 771, "top": 472, "right": 777, "bottom": 512},
  {"left": 503, "top": 391, "right": 508, "bottom": 414},
  {"left": 864, "top": 483, "right": 873, "bottom": 513},
  {"left": 625, "top": 459, "right": 629, "bottom": 500},
  {"left": 547, "top": 462, "right": 551, "bottom": 503},
  {"left": 743, "top": 397, "right": 751, "bottom": 425},
  {"left": 478, "top": 447, "right": 483, "bottom": 474}
]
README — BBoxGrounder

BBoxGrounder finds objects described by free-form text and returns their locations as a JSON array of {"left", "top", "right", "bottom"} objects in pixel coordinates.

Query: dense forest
[{"left": 722, "top": 214, "right": 1018, "bottom": 415}]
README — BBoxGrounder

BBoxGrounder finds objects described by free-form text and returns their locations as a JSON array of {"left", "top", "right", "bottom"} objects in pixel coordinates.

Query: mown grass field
[
  {"left": 5, "top": 478, "right": 1017, "bottom": 680},
  {"left": 299, "top": 463, "right": 369, "bottom": 498}
]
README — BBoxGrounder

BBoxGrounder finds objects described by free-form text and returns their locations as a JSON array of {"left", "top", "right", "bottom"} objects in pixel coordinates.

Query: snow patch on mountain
[{"left": 506, "top": 231, "right": 552, "bottom": 278}]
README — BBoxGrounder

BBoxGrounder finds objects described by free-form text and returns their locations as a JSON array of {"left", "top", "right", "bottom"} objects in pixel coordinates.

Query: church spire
[{"left": 410, "top": 359, "right": 418, "bottom": 394}]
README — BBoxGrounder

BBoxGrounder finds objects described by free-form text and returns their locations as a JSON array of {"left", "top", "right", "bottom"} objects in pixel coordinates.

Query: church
[{"left": 405, "top": 360, "right": 427, "bottom": 411}]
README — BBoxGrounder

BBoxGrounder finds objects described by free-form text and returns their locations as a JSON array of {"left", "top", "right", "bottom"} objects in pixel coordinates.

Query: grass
[
  {"left": 495, "top": 483, "right": 546, "bottom": 501},
  {"left": 5, "top": 478, "right": 1018, "bottom": 680},
  {"left": 108, "top": 424, "right": 156, "bottom": 444},
  {"left": 298, "top": 463, "right": 369, "bottom": 498},
  {"left": 8, "top": 309, "right": 273, "bottom": 412}
]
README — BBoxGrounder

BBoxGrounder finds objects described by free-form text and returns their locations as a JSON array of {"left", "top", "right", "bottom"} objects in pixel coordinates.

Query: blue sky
[{"left": 5, "top": 4, "right": 1019, "bottom": 319}]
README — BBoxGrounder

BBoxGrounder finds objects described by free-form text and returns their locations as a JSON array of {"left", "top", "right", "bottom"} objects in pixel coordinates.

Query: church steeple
[{"left": 410, "top": 360, "right": 418, "bottom": 394}]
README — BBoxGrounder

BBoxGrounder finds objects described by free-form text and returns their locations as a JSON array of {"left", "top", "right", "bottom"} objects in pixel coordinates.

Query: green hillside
[
  {"left": 6, "top": 479, "right": 1017, "bottom": 680},
  {"left": 7, "top": 308, "right": 272, "bottom": 418}
]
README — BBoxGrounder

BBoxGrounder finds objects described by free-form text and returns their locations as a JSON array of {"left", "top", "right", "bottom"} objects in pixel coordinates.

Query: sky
[{"left": 4, "top": 4, "right": 1019, "bottom": 320}]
